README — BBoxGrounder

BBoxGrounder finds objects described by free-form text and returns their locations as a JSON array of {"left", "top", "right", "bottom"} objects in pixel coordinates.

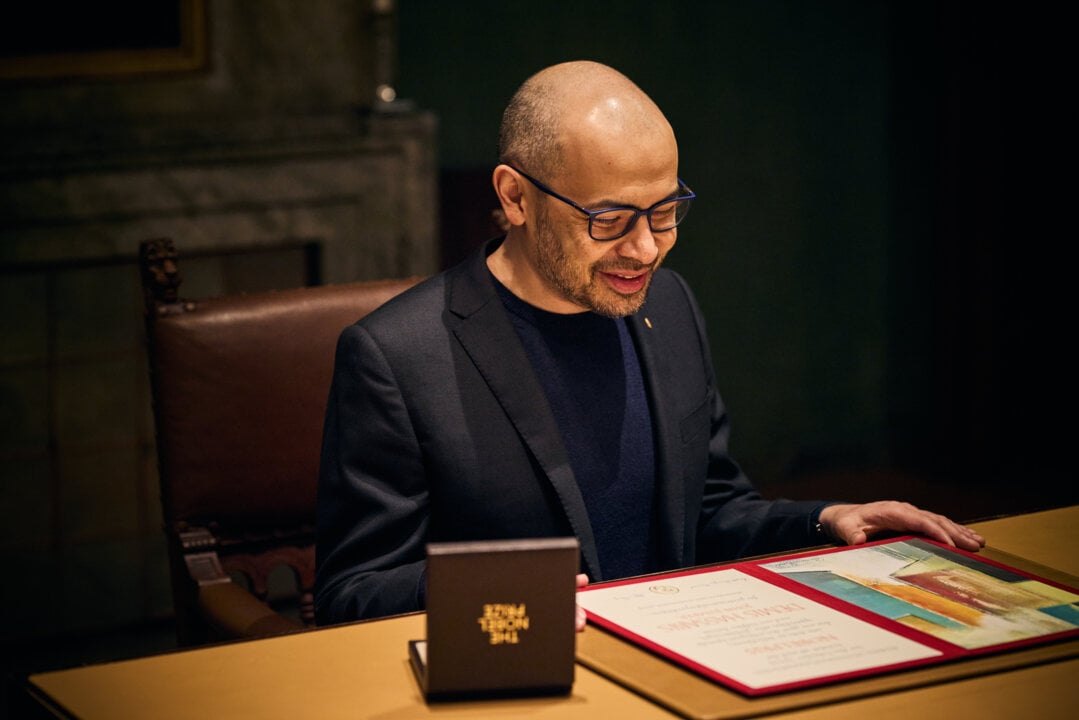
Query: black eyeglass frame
[{"left": 508, "top": 165, "right": 695, "bottom": 242}]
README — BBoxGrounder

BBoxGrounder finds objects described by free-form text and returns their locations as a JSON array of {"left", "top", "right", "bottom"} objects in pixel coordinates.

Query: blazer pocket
[{"left": 679, "top": 390, "right": 713, "bottom": 444}]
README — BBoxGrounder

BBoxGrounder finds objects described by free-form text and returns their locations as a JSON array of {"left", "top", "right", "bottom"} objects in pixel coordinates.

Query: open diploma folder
[
  {"left": 409, "top": 537, "right": 579, "bottom": 700},
  {"left": 577, "top": 536, "right": 1079, "bottom": 697}
]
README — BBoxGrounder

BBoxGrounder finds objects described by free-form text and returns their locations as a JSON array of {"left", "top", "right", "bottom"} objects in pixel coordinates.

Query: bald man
[{"left": 314, "top": 61, "right": 984, "bottom": 624}]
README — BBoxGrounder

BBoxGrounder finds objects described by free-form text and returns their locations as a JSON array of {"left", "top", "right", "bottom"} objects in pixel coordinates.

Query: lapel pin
[{"left": 644, "top": 317, "right": 653, "bottom": 329}]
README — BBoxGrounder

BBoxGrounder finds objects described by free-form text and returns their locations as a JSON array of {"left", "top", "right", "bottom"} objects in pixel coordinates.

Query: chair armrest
[{"left": 197, "top": 581, "right": 307, "bottom": 639}]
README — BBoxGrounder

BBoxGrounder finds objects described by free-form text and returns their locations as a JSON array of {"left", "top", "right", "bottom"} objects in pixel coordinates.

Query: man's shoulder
[
  {"left": 645, "top": 267, "right": 698, "bottom": 312},
  {"left": 356, "top": 241, "right": 491, "bottom": 334},
  {"left": 357, "top": 271, "right": 448, "bottom": 331},
  {"left": 650, "top": 266, "right": 690, "bottom": 292}
]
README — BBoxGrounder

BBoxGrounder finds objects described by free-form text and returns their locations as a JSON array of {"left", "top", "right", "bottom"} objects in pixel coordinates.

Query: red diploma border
[{"left": 579, "top": 536, "right": 1079, "bottom": 696}]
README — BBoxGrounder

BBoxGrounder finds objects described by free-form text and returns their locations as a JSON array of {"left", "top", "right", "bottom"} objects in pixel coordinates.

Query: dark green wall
[
  {"left": 399, "top": 1, "right": 912, "bottom": 485},
  {"left": 397, "top": 0, "right": 1075, "bottom": 501}
]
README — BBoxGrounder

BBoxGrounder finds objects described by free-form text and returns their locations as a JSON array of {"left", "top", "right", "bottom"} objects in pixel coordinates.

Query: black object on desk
[{"left": 409, "top": 537, "right": 580, "bottom": 701}]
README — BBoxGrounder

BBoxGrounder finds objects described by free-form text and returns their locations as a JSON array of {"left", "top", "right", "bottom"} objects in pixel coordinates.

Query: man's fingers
[{"left": 575, "top": 573, "right": 590, "bottom": 632}]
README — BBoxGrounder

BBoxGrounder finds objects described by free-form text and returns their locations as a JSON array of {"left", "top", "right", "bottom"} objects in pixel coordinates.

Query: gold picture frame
[{"left": 0, "top": 0, "right": 207, "bottom": 81}]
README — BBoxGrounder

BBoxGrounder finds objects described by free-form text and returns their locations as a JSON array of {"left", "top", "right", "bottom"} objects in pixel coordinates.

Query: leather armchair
[{"left": 139, "top": 238, "right": 421, "bottom": 646}]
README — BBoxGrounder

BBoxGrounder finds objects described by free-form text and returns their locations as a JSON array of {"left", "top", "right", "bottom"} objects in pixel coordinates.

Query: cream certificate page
[{"left": 577, "top": 568, "right": 942, "bottom": 690}]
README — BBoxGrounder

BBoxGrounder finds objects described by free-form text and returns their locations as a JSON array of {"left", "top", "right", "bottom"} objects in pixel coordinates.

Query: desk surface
[{"left": 23, "top": 506, "right": 1079, "bottom": 719}]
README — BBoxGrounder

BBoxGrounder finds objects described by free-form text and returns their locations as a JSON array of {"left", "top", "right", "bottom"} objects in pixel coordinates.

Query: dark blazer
[{"left": 315, "top": 238, "right": 826, "bottom": 623}]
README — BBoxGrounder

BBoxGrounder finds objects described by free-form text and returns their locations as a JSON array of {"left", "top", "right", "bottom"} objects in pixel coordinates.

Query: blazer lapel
[
  {"left": 446, "top": 240, "right": 602, "bottom": 579},
  {"left": 627, "top": 301, "right": 687, "bottom": 571}
]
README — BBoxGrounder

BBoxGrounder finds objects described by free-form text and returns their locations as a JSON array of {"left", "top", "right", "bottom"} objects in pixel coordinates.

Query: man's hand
[
  {"left": 575, "top": 573, "right": 589, "bottom": 632},
  {"left": 818, "top": 501, "right": 986, "bottom": 552}
]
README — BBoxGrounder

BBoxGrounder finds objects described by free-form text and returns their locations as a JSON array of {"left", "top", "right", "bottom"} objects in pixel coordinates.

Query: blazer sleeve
[
  {"left": 673, "top": 275, "right": 830, "bottom": 562},
  {"left": 694, "top": 387, "right": 830, "bottom": 562},
  {"left": 314, "top": 322, "right": 429, "bottom": 624}
]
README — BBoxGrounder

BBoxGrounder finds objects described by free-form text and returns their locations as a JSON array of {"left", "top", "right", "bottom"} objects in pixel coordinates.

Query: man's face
[{"left": 526, "top": 173, "right": 679, "bottom": 318}]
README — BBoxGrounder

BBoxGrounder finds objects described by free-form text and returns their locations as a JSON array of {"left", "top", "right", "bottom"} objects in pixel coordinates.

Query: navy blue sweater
[{"left": 497, "top": 281, "right": 658, "bottom": 580}]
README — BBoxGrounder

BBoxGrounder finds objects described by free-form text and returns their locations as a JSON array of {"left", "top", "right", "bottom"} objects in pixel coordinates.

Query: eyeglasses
[{"left": 509, "top": 166, "right": 695, "bottom": 241}]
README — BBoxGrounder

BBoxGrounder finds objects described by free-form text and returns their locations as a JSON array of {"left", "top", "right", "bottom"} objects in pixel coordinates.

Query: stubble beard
[{"left": 532, "top": 205, "right": 660, "bottom": 318}]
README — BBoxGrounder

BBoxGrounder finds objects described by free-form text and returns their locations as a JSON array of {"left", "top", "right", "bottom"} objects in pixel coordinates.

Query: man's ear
[{"left": 492, "top": 165, "right": 527, "bottom": 227}]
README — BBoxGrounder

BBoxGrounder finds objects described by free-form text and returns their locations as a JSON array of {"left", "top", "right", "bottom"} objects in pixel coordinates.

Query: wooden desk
[{"left": 18, "top": 506, "right": 1079, "bottom": 719}]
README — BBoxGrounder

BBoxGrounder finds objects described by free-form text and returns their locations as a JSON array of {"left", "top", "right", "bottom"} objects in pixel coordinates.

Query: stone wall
[{"left": 0, "top": 0, "right": 437, "bottom": 641}]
